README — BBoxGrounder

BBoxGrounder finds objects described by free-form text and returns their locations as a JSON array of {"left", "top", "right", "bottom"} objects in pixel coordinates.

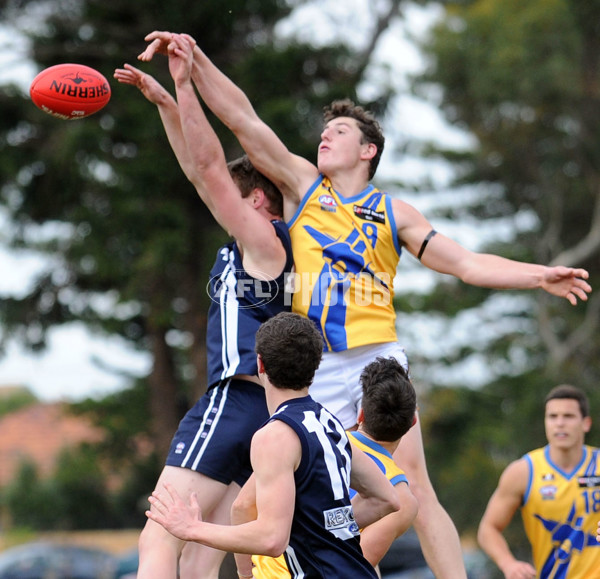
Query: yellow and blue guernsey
[
  {"left": 521, "top": 445, "right": 600, "bottom": 578},
  {"left": 252, "top": 430, "right": 408, "bottom": 579},
  {"left": 288, "top": 176, "right": 401, "bottom": 352},
  {"left": 347, "top": 431, "right": 408, "bottom": 492}
]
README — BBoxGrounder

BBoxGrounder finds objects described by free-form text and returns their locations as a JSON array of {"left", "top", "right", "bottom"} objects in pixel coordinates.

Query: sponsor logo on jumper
[
  {"left": 578, "top": 475, "right": 600, "bottom": 488},
  {"left": 542, "top": 473, "right": 555, "bottom": 481},
  {"left": 175, "top": 442, "right": 185, "bottom": 454},
  {"left": 353, "top": 205, "right": 385, "bottom": 224},
  {"left": 324, "top": 506, "right": 357, "bottom": 532}
]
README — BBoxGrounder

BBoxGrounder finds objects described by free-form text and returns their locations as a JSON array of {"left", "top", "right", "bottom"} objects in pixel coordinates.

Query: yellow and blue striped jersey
[
  {"left": 288, "top": 176, "right": 401, "bottom": 352},
  {"left": 521, "top": 445, "right": 600, "bottom": 578}
]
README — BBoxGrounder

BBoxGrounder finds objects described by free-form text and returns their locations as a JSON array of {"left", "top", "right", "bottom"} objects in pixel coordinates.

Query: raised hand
[
  {"left": 138, "top": 30, "right": 176, "bottom": 62},
  {"left": 113, "top": 63, "right": 170, "bottom": 106}
]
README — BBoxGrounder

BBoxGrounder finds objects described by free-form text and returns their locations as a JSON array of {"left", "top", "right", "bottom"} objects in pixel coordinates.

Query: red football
[{"left": 30, "top": 63, "right": 111, "bottom": 120}]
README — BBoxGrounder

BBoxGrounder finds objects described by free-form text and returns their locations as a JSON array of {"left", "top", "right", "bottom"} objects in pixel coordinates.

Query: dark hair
[
  {"left": 359, "top": 357, "right": 416, "bottom": 442},
  {"left": 545, "top": 384, "right": 590, "bottom": 418},
  {"left": 227, "top": 155, "right": 283, "bottom": 218},
  {"left": 255, "top": 312, "right": 323, "bottom": 391},
  {"left": 323, "top": 98, "right": 385, "bottom": 180}
]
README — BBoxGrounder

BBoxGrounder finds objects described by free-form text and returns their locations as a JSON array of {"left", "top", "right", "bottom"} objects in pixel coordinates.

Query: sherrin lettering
[{"left": 30, "top": 63, "right": 111, "bottom": 120}]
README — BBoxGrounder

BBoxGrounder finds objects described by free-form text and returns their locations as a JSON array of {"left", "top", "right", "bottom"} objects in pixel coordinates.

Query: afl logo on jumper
[
  {"left": 540, "top": 485, "right": 558, "bottom": 500},
  {"left": 319, "top": 194, "right": 337, "bottom": 212}
]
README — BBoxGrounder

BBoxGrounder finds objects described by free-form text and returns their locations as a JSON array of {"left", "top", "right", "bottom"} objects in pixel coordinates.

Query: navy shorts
[{"left": 165, "top": 378, "right": 269, "bottom": 487}]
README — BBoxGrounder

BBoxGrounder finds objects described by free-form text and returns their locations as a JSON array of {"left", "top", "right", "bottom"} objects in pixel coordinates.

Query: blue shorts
[{"left": 165, "top": 378, "right": 269, "bottom": 487}]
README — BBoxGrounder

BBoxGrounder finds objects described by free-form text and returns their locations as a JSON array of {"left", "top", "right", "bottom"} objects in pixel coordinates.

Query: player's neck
[
  {"left": 548, "top": 443, "right": 585, "bottom": 471},
  {"left": 326, "top": 170, "right": 370, "bottom": 199},
  {"left": 265, "top": 385, "right": 309, "bottom": 415}
]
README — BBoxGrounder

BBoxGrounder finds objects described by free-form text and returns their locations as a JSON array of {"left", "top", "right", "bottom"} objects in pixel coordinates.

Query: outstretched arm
[
  {"left": 167, "top": 34, "right": 286, "bottom": 276},
  {"left": 113, "top": 64, "right": 195, "bottom": 180},
  {"left": 116, "top": 38, "right": 286, "bottom": 278},
  {"left": 394, "top": 198, "right": 592, "bottom": 305},
  {"left": 139, "top": 31, "right": 318, "bottom": 217},
  {"left": 477, "top": 460, "right": 536, "bottom": 579}
]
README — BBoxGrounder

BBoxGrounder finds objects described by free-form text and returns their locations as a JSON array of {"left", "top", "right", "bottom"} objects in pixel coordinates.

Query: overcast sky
[{"left": 0, "top": 1, "right": 482, "bottom": 401}]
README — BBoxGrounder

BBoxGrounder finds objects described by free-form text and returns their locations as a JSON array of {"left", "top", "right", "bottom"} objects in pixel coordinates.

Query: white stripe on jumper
[{"left": 219, "top": 253, "right": 241, "bottom": 379}]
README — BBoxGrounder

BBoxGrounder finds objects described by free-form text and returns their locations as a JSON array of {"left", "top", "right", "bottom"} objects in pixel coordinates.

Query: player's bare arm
[
  {"left": 477, "top": 459, "right": 536, "bottom": 579},
  {"left": 358, "top": 481, "right": 418, "bottom": 567},
  {"left": 393, "top": 197, "right": 591, "bottom": 305},
  {"left": 113, "top": 64, "right": 196, "bottom": 182},
  {"left": 148, "top": 422, "right": 297, "bottom": 557},
  {"left": 168, "top": 34, "right": 286, "bottom": 279},
  {"left": 349, "top": 446, "right": 401, "bottom": 529},
  {"left": 140, "top": 30, "right": 318, "bottom": 219}
]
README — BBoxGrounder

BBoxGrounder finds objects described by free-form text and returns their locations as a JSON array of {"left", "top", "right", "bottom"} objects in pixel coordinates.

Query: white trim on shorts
[{"left": 309, "top": 342, "right": 408, "bottom": 429}]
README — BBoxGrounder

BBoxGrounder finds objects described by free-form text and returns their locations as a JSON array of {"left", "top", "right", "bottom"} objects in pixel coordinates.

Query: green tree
[{"left": 2, "top": 460, "right": 63, "bottom": 530}]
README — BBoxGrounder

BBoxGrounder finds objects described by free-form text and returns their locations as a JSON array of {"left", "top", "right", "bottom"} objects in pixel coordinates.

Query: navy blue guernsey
[
  {"left": 206, "top": 220, "right": 293, "bottom": 389},
  {"left": 270, "top": 396, "right": 379, "bottom": 579}
]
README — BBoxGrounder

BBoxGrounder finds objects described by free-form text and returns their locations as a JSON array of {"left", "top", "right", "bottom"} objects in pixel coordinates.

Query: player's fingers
[
  {"left": 123, "top": 63, "right": 143, "bottom": 74},
  {"left": 144, "top": 30, "right": 171, "bottom": 42},
  {"left": 147, "top": 494, "right": 167, "bottom": 515},
  {"left": 163, "top": 482, "right": 179, "bottom": 504},
  {"left": 572, "top": 286, "right": 590, "bottom": 301}
]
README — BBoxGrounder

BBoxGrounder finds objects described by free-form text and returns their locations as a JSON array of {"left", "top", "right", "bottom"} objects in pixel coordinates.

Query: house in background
[{"left": 0, "top": 386, "right": 104, "bottom": 488}]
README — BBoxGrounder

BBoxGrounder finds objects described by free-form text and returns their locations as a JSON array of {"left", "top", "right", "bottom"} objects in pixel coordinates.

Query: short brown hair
[
  {"left": 255, "top": 312, "right": 323, "bottom": 391},
  {"left": 545, "top": 384, "right": 590, "bottom": 418},
  {"left": 227, "top": 155, "right": 283, "bottom": 218},
  {"left": 359, "top": 357, "right": 416, "bottom": 442},
  {"left": 323, "top": 99, "right": 385, "bottom": 180}
]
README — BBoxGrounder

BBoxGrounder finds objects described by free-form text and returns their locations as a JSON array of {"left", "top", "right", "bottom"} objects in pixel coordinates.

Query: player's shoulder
[
  {"left": 389, "top": 196, "right": 429, "bottom": 227},
  {"left": 498, "top": 456, "right": 530, "bottom": 491}
]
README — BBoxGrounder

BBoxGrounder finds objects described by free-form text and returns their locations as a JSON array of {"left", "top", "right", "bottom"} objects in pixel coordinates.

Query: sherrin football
[{"left": 30, "top": 63, "right": 111, "bottom": 120}]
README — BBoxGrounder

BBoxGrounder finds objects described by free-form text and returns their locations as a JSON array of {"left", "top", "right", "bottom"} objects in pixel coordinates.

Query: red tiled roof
[{"left": 0, "top": 402, "right": 104, "bottom": 487}]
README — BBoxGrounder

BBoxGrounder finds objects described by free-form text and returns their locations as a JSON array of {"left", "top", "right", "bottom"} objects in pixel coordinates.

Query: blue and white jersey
[
  {"left": 270, "top": 396, "right": 379, "bottom": 579},
  {"left": 206, "top": 220, "right": 293, "bottom": 388}
]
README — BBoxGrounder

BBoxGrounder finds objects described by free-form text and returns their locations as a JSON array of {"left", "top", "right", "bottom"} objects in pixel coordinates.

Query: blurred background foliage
[{"left": 0, "top": 0, "right": 598, "bottom": 572}]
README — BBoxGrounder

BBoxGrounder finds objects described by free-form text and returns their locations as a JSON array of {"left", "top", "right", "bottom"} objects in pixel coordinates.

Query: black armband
[{"left": 417, "top": 229, "right": 437, "bottom": 261}]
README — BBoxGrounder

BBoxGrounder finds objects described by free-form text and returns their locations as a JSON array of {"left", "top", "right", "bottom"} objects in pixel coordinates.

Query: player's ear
[
  {"left": 360, "top": 142, "right": 377, "bottom": 162},
  {"left": 583, "top": 415, "right": 592, "bottom": 433},
  {"left": 251, "top": 188, "right": 265, "bottom": 208},
  {"left": 357, "top": 408, "right": 365, "bottom": 426},
  {"left": 257, "top": 354, "right": 265, "bottom": 375},
  {"left": 411, "top": 413, "right": 417, "bottom": 428}
]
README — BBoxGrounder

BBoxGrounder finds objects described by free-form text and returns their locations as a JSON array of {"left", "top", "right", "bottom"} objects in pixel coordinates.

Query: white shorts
[{"left": 310, "top": 342, "right": 408, "bottom": 429}]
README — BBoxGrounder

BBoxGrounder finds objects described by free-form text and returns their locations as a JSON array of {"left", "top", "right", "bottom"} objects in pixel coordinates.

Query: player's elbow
[
  {"left": 259, "top": 530, "right": 290, "bottom": 558},
  {"left": 476, "top": 520, "right": 492, "bottom": 549},
  {"left": 382, "top": 491, "right": 402, "bottom": 518},
  {"left": 401, "top": 492, "right": 419, "bottom": 531}
]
